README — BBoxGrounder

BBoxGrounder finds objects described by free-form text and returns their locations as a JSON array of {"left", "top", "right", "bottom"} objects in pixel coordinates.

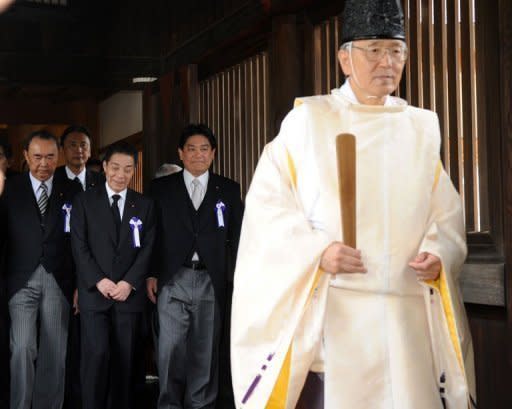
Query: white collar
[
  {"left": 183, "top": 169, "right": 209, "bottom": 188},
  {"left": 338, "top": 79, "right": 403, "bottom": 107},
  {"left": 65, "top": 166, "right": 86, "bottom": 187},
  {"left": 105, "top": 182, "right": 127, "bottom": 202},
  {"left": 29, "top": 172, "right": 53, "bottom": 194}
]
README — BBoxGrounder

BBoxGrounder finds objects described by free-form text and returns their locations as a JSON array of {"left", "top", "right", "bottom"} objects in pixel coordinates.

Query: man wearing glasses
[{"left": 231, "top": 0, "right": 476, "bottom": 408}]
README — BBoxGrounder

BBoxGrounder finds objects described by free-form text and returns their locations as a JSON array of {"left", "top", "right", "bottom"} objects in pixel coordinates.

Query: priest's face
[
  {"left": 338, "top": 39, "right": 407, "bottom": 105},
  {"left": 178, "top": 134, "right": 216, "bottom": 177}
]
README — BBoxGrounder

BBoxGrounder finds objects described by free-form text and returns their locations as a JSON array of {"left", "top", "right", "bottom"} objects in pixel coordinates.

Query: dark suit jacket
[
  {"left": 54, "top": 165, "right": 104, "bottom": 191},
  {"left": 71, "top": 185, "right": 156, "bottom": 312},
  {"left": 150, "top": 171, "right": 243, "bottom": 307},
  {"left": 0, "top": 172, "right": 81, "bottom": 300}
]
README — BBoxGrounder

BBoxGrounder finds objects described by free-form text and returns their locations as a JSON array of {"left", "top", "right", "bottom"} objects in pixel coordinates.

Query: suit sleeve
[
  {"left": 122, "top": 199, "right": 157, "bottom": 290},
  {"left": 70, "top": 193, "right": 106, "bottom": 290},
  {"left": 148, "top": 180, "right": 163, "bottom": 279}
]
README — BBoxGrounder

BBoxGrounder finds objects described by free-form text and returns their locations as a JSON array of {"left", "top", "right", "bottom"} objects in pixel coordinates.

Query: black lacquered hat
[{"left": 341, "top": 0, "right": 406, "bottom": 43}]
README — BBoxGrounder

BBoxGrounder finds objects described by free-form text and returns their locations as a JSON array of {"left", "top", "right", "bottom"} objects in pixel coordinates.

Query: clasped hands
[
  {"left": 320, "top": 242, "right": 441, "bottom": 281},
  {"left": 96, "top": 278, "right": 133, "bottom": 301}
]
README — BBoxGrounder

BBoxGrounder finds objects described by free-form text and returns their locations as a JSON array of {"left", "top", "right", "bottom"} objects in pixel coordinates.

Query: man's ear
[{"left": 338, "top": 48, "right": 352, "bottom": 77}]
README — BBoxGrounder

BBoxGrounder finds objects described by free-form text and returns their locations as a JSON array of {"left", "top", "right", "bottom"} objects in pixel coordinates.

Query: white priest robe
[{"left": 230, "top": 84, "right": 476, "bottom": 409}]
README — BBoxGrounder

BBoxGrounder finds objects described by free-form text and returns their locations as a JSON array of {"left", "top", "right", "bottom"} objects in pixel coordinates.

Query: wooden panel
[
  {"left": 129, "top": 150, "right": 143, "bottom": 193},
  {"left": 467, "top": 306, "right": 512, "bottom": 409},
  {"left": 460, "top": 263, "right": 505, "bottom": 306},
  {"left": 499, "top": 0, "right": 512, "bottom": 321},
  {"left": 198, "top": 53, "right": 269, "bottom": 197},
  {"left": 313, "top": 15, "right": 344, "bottom": 95}
]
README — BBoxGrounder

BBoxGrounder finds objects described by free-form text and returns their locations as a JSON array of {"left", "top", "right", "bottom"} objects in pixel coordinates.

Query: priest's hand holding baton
[
  {"left": 320, "top": 133, "right": 366, "bottom": 275},
  {"left": 320, "top": 242, "right": 367, "bottom": 274}
]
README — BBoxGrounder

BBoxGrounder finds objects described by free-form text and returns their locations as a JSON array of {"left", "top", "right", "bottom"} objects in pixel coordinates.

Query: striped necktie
[{"left": 38, "top": 181, "right": 49, "bottom": 216}]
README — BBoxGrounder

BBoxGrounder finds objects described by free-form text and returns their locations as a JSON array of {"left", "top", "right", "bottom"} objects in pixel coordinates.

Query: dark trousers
[
  {"left": 63, "top": 313, "right": 81, "bottom": 409},
  {"left": 0, "top": 281, "right": 9, "bottom": 409},
  {"left": 296, "top": 372, "right": 324, "bottom": 409},
  {"left": 80, "top": 308, "right": 142, "bottom": 409},
  {"left": 215, "top": 283, "right": 235, "bottom": 409},
  {"left": 157, "top": 267, "right": 221, "bottom": 409}
]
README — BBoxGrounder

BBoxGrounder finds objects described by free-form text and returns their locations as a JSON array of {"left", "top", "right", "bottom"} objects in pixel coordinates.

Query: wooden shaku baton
[{"left": 336, "top": 133, "right": 356, "bottom": 248}]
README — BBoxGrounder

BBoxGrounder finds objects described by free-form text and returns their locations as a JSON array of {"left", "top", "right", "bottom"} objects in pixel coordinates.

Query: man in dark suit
[
  {"left": 0, "top": 140, "right": 14, "bottom": 409},
  {"left": 0, "top": 167, "right": 7, "bottom": 409},
  {"left": 0, "top": 130, "right": 81, "bottom": 409},
  {"left": 71, "top": 141, "right": 156, "bottom": 409},
  {"left": 148, "top": 124, "right": 243, "bottom": 409},
  {"left": 54, "top": 125, "right": 103, "bottom": 191},
  {"left": 54, "top": 125, "right": 102, "bottom": 409}
]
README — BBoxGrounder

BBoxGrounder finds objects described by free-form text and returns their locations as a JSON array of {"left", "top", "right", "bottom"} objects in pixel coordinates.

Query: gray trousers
[
  {"left": 8, "top": 265, "right": 70, "bottom": 409},
  {"left": 157, "top": 267, "right": 220, "bottom": 409}
]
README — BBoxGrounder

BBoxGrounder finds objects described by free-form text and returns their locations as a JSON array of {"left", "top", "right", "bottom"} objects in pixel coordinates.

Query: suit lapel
[
  {"left": 43, "top": 178, "right": 66, "bottom": 239},
  {"left": 96, "top": 184, "right": 118, "bottom": 246},
  {"left": 21, "top": 173, "right": 42, "bottom": 220},
  {"left": 85, "top": 170, "right": 98, "bottom": 190},
  {"left": 118, "top": 189, "right": 138, "bottom": 249},
  {"left": 198, "top": 172, "right": 219, "bottom": 231}
]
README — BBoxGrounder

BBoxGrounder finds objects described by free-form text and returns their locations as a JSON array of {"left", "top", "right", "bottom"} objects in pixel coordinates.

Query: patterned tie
[
  {"left": 191, "top": 179, "right": 202, "bottom": 210},
  {"left": 37, "top": 181, "right": 49, "bottom": 216}
]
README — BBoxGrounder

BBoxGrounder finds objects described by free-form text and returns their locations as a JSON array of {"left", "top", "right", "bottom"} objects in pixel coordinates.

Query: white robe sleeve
[
  {"left": 419, "top": 164, "right": 467, "bottom": 277},
  {"left": 419, "top": 163, "right": 477, "bottom": 408},
  {"left": 231, "top": 113, "right": 331, "bottom": 408}
]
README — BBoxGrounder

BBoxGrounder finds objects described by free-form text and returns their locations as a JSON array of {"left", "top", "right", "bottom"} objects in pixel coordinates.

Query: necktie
[
  {"left": 73, "top": 176, "right": 84, "bottom": 191},
  {"left": 191, "top": 179, "right": 202, "bottom": 210},
  {"left": 38, "top": 182, "right": 49, "bottom": 216},
  {"left": 111, "top": 194, "right": 122, "bottom": 242}
]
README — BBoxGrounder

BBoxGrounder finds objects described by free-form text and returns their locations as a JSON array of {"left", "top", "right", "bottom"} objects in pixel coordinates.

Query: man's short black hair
[
  {"left": 178, "top": 124, "right": 217, "bottom": 150},
  {"left": 23, "top": 130, "right": 59, "bottom": 151},
  {"left": 86, "top": 158, "right": 102, "bottom": 168},
  {"left": 60, "top": 125, "right": 91, "bottom": 147},
  {"left": 103, "top": 141, "right": 138, "bottom": 165},
  {"left": 0, "top": 138, "right": 12, "bottom": 159}
]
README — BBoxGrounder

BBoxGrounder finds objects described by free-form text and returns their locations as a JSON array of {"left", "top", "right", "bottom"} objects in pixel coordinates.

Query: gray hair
[{"left": 154, "top": 163, "right": 182, "bottom": 178}]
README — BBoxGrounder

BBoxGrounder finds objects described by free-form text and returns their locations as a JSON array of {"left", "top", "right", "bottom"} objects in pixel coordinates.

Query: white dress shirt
[
  {"left": 65, "top": 166, "right": 87, "bottom": 190},
  {"left": 183, "top": 169, "right": 208, "bottom": 261},
  {"left": 183, "top": 169, "right": 209, "bottom": 204},
  {"left": 29, "top": 173, "right": 53, "bottom": 200},
  {"left": 105, "top": 182, "right": 127, "bottom": 220}
]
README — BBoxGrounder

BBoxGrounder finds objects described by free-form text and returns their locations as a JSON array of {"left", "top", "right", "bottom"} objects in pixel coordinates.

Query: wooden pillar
[
  {"left": 142, "top": 64, "right": 198, "bottom": 188},
  {"left": 142, "top": 83, "right": 162, "bottom": 189},
  {"left": 269, "top": 14, "right": 304, "bottom": 137}
]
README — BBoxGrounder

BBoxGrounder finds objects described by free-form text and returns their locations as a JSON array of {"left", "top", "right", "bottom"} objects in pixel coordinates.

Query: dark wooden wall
[
  {"left": 0, "top": 98, "right": 99, "bottom": 170},
  {"left": 143, "top": 2, "right": 512, "bottom": 407}
]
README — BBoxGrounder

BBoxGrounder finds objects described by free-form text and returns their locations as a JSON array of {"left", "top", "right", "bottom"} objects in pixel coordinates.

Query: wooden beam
[
  {"left": 161, "top": 0, "right": 267, "bottom": 74},
  {"left": 0, "top": 54, "right": 159, "bottom": 86}
]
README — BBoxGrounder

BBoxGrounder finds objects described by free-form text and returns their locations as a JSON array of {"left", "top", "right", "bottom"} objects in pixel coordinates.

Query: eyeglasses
[{"left": 350, "top": 44, "right": 408, "bottom": 63}]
